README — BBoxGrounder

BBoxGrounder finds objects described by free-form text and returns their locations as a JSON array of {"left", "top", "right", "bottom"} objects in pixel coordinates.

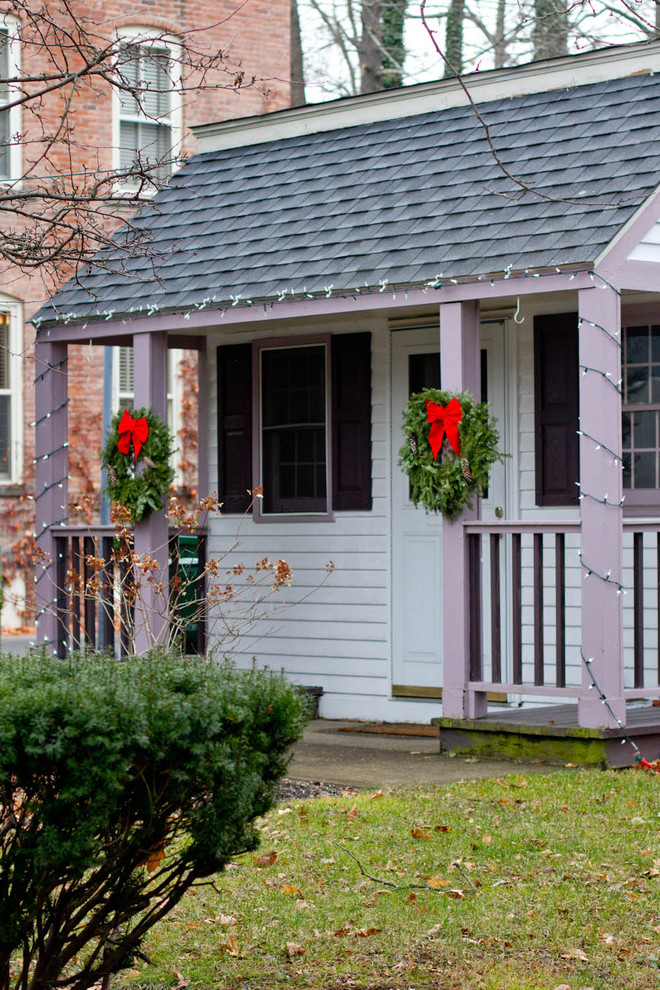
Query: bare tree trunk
[
  {"left": 290, "top": 0, "right": 306, "bottom": 105},
  {"left": 533, "top": 0, "right": 569, "bottom": 59},
  {"left": 360, "top": 0, "right": 383, "bottom": 92},
  {"left": 444, "top": 0, "right": 465, "bottom": 77},
  {"left": 494, "top": 0, "right": 507, "bottom": 68},
  {"left": 381, "top": 0, "right": 408, "bottom": 89}
]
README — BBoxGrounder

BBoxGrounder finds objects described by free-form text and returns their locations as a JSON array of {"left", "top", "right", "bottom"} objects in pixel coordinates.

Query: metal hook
[{"left": 513, "top": 297, "right": 525, "bottom": 324}]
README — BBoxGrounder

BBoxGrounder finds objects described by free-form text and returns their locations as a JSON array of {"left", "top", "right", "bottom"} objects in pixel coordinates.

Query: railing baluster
[
  {"left": 55, "top": 535, "right": 68, "bottom": 658},
  {"left": 119, "top": 555, "right": 132, "bottom": 659},
  {"left": 512, "top": 532, "right": 522, "bottom": 684},
  {"left": 490, "top": 533, "right": 501, "bottom": 683},
  {"left": 83, "top": 536, "right": 96, "bottom": 650},
  {"left": 555, "top": 533, "right": 566, "bottom": 688},
  {"left": 634, "top": 531, "right": 644, "bottom": 689},
  {"left": 657, "top": 532, "right": 660, "bottom": 687},
  {"left": 197, "top": 533, "right": 207, "bottom": 655},
  {"left": 534, "top": 533, "right": 544, "bottom": 686},
  {"left": 101, "top": 536, "right": 115, "bottom": 654},
  {"left": 468, "top": 533, "right": 483, "bottom": 682},
  {"left": 71, "top": 536, "right": 82, "bottom": 650}
]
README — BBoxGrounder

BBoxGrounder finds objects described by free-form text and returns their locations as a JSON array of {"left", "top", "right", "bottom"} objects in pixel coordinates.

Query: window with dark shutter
[
  {"left": 332, "top": 333, "right": 372, "bottom": 511},
  {"left": 217, "top": 344, "right": 252, "bottom": 513},
  {"left": 534, "top": 313, "right": 580, "bottom": 506}
]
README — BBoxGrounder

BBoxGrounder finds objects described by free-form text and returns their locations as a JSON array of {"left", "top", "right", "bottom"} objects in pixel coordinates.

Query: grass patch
[{"left": 121, "top": 768, "right": 660, "bottom": 990}]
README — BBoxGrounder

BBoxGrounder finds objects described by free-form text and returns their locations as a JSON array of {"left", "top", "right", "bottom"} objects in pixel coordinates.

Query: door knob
[{"left": 495, "top": 506, "right": 504, "bottom": 519}]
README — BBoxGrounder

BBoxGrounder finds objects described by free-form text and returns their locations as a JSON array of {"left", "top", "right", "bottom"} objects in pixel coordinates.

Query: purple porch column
[
  {"left": 34, "top": 340, "right": 68, "bottom": 652},
  {"left": 133, "top": 331, "right": 169, "bottom": 653},
  {"left": 439, "top": 300, "right": 486, "bottom": 719},
  {"left": 578, "top": 286, "right": 625, "bottom": 728}
]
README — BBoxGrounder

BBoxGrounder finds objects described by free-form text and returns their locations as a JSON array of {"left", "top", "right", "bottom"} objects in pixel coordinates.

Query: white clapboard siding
[{"left": 205, "top": 319, "right": 394, "bottom": 717}]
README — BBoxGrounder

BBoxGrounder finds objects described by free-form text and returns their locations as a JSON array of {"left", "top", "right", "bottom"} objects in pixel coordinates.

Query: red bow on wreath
[
  {"left": 117, "top": 409, "right": 149, "bottom": 461},
  {"left": 426, "top": 398, "right": 462, "bottom": 460}
]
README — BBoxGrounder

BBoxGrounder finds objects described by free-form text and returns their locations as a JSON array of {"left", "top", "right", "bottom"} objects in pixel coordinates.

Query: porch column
[
  {"left": 439, "top": 300, "right": 486, "bottom": 719},
  {"left": 133, "top": 331, "right": 169, "bottom": 653},
  {"left": 578, "top": 285, "right": 625, "bottom": 728},
  {"left": 35, "top": 340, "right": 68, "bottom": 652}
]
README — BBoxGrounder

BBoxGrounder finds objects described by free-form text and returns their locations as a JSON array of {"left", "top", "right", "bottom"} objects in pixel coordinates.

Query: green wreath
[
  {"left": 101, "top": 407, "right": 176, "bottom": 522},
  {"left": 398, "top": 389, "right": 504, "bottom": 519}
]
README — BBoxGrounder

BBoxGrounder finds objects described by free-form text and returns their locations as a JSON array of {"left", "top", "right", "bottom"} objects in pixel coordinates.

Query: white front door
[{"left": 390, "top": 324, "right": 507, "bottom": 697}]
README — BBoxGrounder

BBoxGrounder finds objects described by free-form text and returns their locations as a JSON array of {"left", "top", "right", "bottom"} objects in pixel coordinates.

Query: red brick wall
[{"left": 0, "top": 0, "right": 292, "bottom": 614}]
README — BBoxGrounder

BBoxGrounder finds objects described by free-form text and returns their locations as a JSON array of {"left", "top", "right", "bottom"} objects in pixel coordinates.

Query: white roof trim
[{"left": 194, "top": 40, "right": 660, "bottom": 153}]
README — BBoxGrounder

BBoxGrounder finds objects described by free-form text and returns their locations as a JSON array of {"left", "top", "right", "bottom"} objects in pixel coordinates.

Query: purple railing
[
  {"left": 52, "top": 527, "right": 207, "bottom": 658},
  {"left": 464, "top": 521, "right": 582, "bottom": 698}
]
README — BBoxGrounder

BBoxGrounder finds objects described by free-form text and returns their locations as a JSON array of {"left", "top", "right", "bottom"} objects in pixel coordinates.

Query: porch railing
[
  {"left": 465, "top": 520, "right": 660, "bottom": 701},
  {"left": 52, "top": 527, "right": 207, "bottom": 658}
]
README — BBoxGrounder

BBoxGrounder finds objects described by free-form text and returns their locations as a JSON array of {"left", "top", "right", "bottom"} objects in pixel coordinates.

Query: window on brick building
[
  {"left": 0, "top": 17, "right": 20, "bottom": 182},
  {"left": 114, "top": 31, "right": 182, "bottom": 187},
  {"left": 0, "top": 297, "right": 23, "bottom": 483}
]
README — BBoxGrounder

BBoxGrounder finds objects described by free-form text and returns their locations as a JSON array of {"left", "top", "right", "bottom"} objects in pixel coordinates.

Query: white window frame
[
  {"left": 0, "top": 14, "right": 22, "bottom": 183},
  {"left": 111, "top": 26, "right": 183, "bottom": 192},
  {"left": 0, "top": 294, "right": 23, "bottom": 484},
  {"left": 113, "top": 345, "right": 183, "bottom": 485}
]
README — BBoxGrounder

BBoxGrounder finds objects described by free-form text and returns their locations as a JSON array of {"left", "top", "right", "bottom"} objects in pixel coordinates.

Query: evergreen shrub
[{"left": 0, "top": 650, "right": 305, "bottom": 990}]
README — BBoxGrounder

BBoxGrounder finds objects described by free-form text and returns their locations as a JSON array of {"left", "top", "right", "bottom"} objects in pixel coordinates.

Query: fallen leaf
[
  {"left": 172, "top": 967, "right": 190, "bottom": 990},
  {"left": 481, "top": 834, "right": 493, "bottom": 844},
  {"left": 447, "top": 889, "right": 465, "bottom": 899},
  {"left": 355, "top": 927, "right": 381, "bottom": 937},
  {"left": 286, "top": 942, "right": 305, "bottom": 958},
  {"left": 411, "top": 828, "right": 432, "bottom": 839},
  {"left": 370, "top": 790, "right": 384, "bottom": 799},
  {"left": 427, "top": 923, "right": 443, "bottom": 936},
  {"left": 218, "top": 914, "right": 238, "bottom": 926},
  {"left": 281, "top": 884, "right": 303, "bottom": 898},
  {"left": 362, "top": 889, "right": 391, "bottom": 906},
  {"left": 227, "top": 936, "right": 240, "bottom": 957},
  {"left": 434, "top": 824, "right": 451, "bottom": 833},
  {"left": 254, "top": 851, "right": 278, "bottom": 868},
  {"left": 346, "top": 805, "right": 358, "bottom": 819},
  {"left": 427, "top": 876, "right": 449, "bottom": 888},
  {"left": 561, "top": 948, "right": 588, "bottom": 962},
  {"left": 552, "top": 985, "right": 572, "bottom": 990}
]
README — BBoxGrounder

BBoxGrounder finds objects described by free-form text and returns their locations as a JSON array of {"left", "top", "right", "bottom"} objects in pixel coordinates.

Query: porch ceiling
[{"left": 34, "top": 69, "right": 660, "bottom": 329}]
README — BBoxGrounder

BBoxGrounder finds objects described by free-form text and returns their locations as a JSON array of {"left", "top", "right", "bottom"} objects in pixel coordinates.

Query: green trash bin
[{"left": 170, "top": 535, "right": 202, "bottom": 654}]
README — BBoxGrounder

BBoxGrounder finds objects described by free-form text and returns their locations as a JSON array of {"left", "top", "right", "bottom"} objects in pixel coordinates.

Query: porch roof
[{"left": 35, "top": 65, "right": 660, "bottom": 327}]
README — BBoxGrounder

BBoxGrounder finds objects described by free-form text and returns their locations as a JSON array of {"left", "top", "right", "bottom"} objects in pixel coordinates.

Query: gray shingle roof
[{"left": 35, "top": 72, "right": 660, "bottom": 325}]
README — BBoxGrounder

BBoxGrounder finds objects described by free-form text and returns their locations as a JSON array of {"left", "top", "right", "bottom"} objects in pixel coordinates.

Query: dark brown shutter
[
  {"left": 217, "top": 343, "right": 252, "bottom": 513},
  {"left": 534, "top": 313, "right": 580, "bottom": 506},
  {"left": 332, "top": 332, "right": 372, "bottom": 511}
]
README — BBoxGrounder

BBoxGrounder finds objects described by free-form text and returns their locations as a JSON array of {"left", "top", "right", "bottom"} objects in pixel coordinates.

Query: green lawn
[{"left": 122, "top": 768, "right": 660, "bottom": 990}]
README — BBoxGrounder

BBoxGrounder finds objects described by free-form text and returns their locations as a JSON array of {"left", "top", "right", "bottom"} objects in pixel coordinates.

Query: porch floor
[{"left": 433, "top": 703, "right": 660, "bottom": 767}]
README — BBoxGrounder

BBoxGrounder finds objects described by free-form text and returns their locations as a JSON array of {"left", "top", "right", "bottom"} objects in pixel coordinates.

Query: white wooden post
[
  {"left": 578, "top": 285, "right": 625, "bottom": 728},
  {"left": 35, "top": 340, "right": 68, "bottom": 652},
  {"left": 133, "top": 331, "right": 169, "bottom": 653},
  {"left": 439, "top": 300, "right": 486, "bottom": 719}
]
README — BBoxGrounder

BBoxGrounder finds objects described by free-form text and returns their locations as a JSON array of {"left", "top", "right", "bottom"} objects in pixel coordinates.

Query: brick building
[{"left": 0, "top": 0, "right": 293, "bottom": 628}]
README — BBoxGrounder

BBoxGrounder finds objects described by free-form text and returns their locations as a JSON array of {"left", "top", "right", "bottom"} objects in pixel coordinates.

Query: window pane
[
  {"left": 651, "top": 326, "right": 660, "bottom": 362},
  {"left": 0, "top": 108, "right": 8, "bottom": 180},
  {"left": 0, "top": 394, "right": 10, "bottom": 476},
  {"left": 0, "top": 30, "right": 9, "bottom": 103},
  {"left": 622, "top": 412, "right": 631, "bottom": 450},
  {"left": 625, "top": 326, "right": 648, "bottom": 364},
  {"left": 0, "top": 313, "right": 9, "bottom": 388},
  {"left": 634, "top": 451, "right": 656, "bottom": 488},
  {"left": 120, "top": 121, "right": 171, "bottom": 180},
  {"left": 651, "top": 366, "right": 660, "bottom": 403},
  {"left": 622, "top": 451, "right": 632, "bottom": 489},
  {"left": 142, "top": 50, "right": 171, "bottom": 118},
  {"left": 633, "top": 410, "right": 656, "bottom": 448},
  {"left": 118, "top": 45, "right": 141, "bottom": 116},
  {"left": 626, "top": 365, "right": 649, "bottom": 404}
]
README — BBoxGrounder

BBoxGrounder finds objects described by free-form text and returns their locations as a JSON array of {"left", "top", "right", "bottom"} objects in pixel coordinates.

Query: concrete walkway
[{"left": 288, "top": 719, "right": 567, "bottom": 789}]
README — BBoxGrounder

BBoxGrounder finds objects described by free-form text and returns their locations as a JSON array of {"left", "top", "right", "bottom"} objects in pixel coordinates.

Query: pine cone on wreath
[
  {"left": 408, "top": 434, "right": 417, "bottom": 455},
  {"left": 107, "top": 465, "right": 117, "bottom": 488},
  {"left": 461, "top": 458, "right": 473, "bottom": 484}
]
